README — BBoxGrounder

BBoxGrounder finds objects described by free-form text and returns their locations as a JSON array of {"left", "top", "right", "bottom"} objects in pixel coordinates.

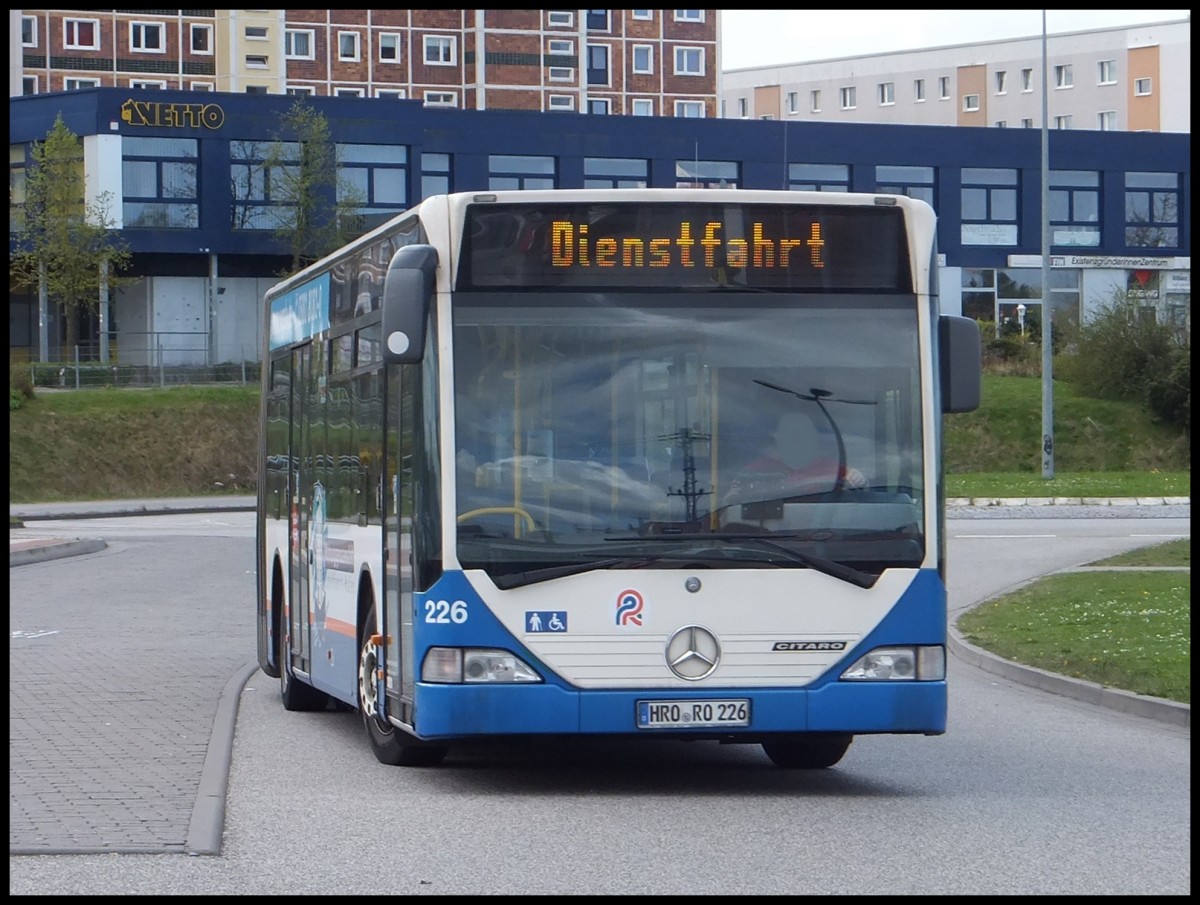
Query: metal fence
[{"left": 11, "top": 331, "right": 261, "bottom": 388}]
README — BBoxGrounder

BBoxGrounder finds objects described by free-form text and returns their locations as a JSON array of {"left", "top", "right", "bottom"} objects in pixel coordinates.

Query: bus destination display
[{"left": 459, "top": 202, "right": 912, "bottom": 291}]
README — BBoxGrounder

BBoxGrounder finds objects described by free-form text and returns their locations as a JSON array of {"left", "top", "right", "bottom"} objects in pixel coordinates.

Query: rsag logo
[{"left": 615, "top": 589, "right": 644, "bottom": 626}]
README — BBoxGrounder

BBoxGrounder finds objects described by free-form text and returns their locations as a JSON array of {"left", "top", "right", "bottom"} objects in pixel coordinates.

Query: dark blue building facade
[{"left": 10, "top": 88, "right": 1191, "bottom": 364}]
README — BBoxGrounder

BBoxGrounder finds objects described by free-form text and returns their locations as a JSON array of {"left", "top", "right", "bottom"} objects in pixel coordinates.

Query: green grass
[
  {"left": 946, "top": 471, "right": 1190, "bottom": 499},
  {"left": 957, "top": 539, "right": 1191, "bottom": 703}
]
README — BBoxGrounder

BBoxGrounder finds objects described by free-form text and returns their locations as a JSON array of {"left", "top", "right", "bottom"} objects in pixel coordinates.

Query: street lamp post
[
  {"left": 1017, "top": 303, "right": 1027, "bottom": 337},
  {"left": 1040, "top": 10, "right": 1055, "bottom": 479}
]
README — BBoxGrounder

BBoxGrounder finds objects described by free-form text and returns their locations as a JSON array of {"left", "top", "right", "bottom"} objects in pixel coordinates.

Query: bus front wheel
[
  {"left": 358, "top": 606, "right": 448, "bottom": 767},
  {"left": 761, "top": 733, "right": 853, "bottom": 769}
]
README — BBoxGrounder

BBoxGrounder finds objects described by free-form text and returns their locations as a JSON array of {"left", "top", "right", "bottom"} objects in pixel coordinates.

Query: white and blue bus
[{"left": 256, "top": 189, "right": 981, "bottom": 769}]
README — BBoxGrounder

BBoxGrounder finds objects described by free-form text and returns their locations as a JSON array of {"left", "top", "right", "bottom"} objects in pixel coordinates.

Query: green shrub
[{"left": 9, "top": 363, "right": 35, "bottom": 400}]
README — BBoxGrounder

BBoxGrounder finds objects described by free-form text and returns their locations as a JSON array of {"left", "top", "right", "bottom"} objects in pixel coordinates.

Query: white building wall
[{"left": 722, "top": 18, "right": 1189, "bottom": 133}]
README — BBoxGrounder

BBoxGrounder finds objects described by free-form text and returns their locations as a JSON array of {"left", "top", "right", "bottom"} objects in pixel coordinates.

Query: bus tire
[
  {"left": 358, "top": 605, "right": 449, "bottom": 767},
  {"left": 278, "top": 622, "right": 330, "bottom": 712},
  {"left": 761, "top": 733, "right": 853, "bottom": 769}
]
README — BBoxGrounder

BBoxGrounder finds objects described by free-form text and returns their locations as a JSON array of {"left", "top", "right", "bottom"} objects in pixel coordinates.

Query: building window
[
  {"left": 547, "top": 11, "right": 574, "bottom": 28},
  {"left": 588, "top": 44, "right": 611, "bottom": 85},
  {"left": 123, "top": 136, "right": 199, "bottom": 230},
  {"left": 130, "top": 21, "right": 165, "bottom": 53},
  {"left": 245, "top": 85, "right": 269, "bottom": 94},
  {"left": 631, "top": 10, "right": 654, "bottom": 20},
  {"left": 1134, "top": 78, "right": 1152, "bottom": 96},
  {"left": 23, "top": 76, "right": 38, "bottom": 95},
  {"left": 1054, "top": 64, "right": 1072, "bottom": 88},
  {"left": 963, "top": 94, "right": 980, "bottom": 112},
  {"left": 548, "top": 38, "right": 573, "bottom": 55},
  {"left": 1021, "top": 68, "right": 1033, "bottom": 92},
  {"left": 548, "top": 94, "right": 576, "bottom": 112},
  {"left": 809, "top": 89, "right": 821, "bottom": 113},
  {"left": 785, "top": 91, "right": 798, "bottom": 114},
  {"left": 337, "top": 143, "right": 408, "bottom": 232},
  {"left": 334, "top": 87, "right": 365, "bottom": 98},
  {"left": 588, "top": 98, "right": 611, "bottom": 115},
  {"left": 675, "top": 158, "right": 737, "bottom": 189},
  {"left": 423, "top": 91, "right": 458, "bottom": 107},
  {"left": 839, "top": 86, "right": 856, "bottom": 110},
  {"left": 191, "top": 24, "right": 213, "bottom": 55},
  {"left": 674, "top": 46, "right": 704, "bottom": 76},
  {"left": 995, "top": 121, "right": 1007, "bottom": 129},
  {"left": 631, "top": 98, "right": 654, "bottom": 116},
  {"left": 64, "top": 77, "right": 101, "bottom": 90},
  {"left": 130, "top": 79, "right": 167, "bottom": 90},
  {"left": 21, "top": 15, "right": 37, "bottom": 47},
  {"left": 1049, "top": 170, "right": 1100, "bottom": 248},
  {"left": 938, "top": 76, "right": 950, "bottom": 100},
  {"left": 420, "top": 152, "right": 451, "bottom": 199},
  {"left": 339, "top": 32, "right": 361, "bottom": 62},
  {"left": 1097, "top": 60, "right": 1116, "bottom": 85},
  {"left": 549, "top": 67, "right": 574, "bottom": 81},
  {"left": 246, "top": 55, "right": 269, "bottom": 69},
  {"left": 632, "top": 44, "right": 653, "bottom": 74},
  {"left": 586, "top": 9, "right": 611, "bottom": 31},
  {"left": 285, "top": 85, "right": 316, "bottom": 96},
  {"left": 285, "top": 30, "right": 314, "bottom": 60},
  {"left": 788, "top": 162, "right": 849, "bottom": 192},
  {"left": 584, "top": 156, "right": 648, "bottom": 188},
  {"left": 877, "top": 82, "right": 894, "bottom": 106},
  {"left": 379, "top": 33, "right": 401, "bottom": 63},
  {"left": 913, "top": 79, "right": 925, "bottom": 102},
  {"left": 489, "top": 154, "right": 556, "bottom": 190},
  {"left": 961, "top": 268, "right": 1079, "bottom": 335},
  {"left": 1097, "top": 110, "right": 1117, "bottom": 131},
  {"left": 1125, "top": 172, "right": 1179, "bottom": 248},
  {"left": 231, "top": 139, "right": 297, "bottom": 230},
  {"left": 1054, "top": 115, "right": 1072, "bottom": 130},
  {"left": 674, "top": 10, "right": 705, "bottom": 22},
  {"left": 64, "top": 18, "right": 100, "bottom": 51},
  {"left": 375, "top": 89, "right": 406, "bottom": 100},
  {"left": 245, "top": 26, "right": 268, "bottom": 41},
  {"left": 424, "top": 35, "right": 456, "bottom": 65},
  {"left": 1021, "top": 117, "right": 1034, "bottom": 128},
  {"left": 876, "top": 164, "right": 936, "bottom": 209},
  {"left": 961, "top": 167, "right": 1018, "bottom": 245},
  {"left": 674, "top": 100, "right": 704, "bottom": 118},
  {"left": 737, "top": 97, "right": 748, "bottom": 118},
  {"left": 994, "top": 70, "right": 1007, "bottom": 94}
]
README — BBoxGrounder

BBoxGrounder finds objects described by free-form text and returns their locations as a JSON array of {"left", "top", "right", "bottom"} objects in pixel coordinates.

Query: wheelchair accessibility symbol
[{"left": 526, "top": 611, "right": 568, "bottom": 633}]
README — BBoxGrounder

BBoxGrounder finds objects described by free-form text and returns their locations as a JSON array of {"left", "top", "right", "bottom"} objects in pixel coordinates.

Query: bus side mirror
[
  {"left": 939, "top": 315, "right": 982, "bottom": 413},
  {"left": 381, "top": 244, "right": 438, "bottom": 364}
]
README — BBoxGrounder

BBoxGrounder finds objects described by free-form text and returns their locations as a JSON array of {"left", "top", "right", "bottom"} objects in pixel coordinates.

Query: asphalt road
[{"left": 8, "top": 500, "right": 1190, "bottom": 894}]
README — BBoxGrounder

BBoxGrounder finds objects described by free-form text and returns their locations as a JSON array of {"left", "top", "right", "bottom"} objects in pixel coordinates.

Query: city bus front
[{"left": 398, "top": 191, "right": 958, "bottom": 767}]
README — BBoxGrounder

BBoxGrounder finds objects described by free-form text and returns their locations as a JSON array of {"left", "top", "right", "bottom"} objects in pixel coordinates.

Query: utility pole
[{"left": 1040, "top": 10, "right": 1055, "bottom": 479}]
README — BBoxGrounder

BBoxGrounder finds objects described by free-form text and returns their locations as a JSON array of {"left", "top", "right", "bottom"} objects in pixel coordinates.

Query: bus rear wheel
[
  {"left": 358, "top": 607, "right": 448, "bottom": 767},
  {"left": 278, "top": 617, "right": 330, "bottom": 712},
  {"left": 762, "top": 733, "right": 853, "bottom": 769}
]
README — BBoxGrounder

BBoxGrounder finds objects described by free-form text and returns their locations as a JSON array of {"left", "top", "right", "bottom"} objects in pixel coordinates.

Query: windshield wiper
[
  {"left": 606, "top": 531, "right": 878, "bottom": 588},
  {"left": 489, "top": 557, "right": 655, "bottom": 590}
]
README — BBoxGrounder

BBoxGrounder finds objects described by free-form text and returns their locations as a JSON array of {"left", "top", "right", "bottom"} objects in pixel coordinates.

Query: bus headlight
[
  {"left": 422, "top": 647, "right": 542, "bottom": 684},
  {"left": 840, "top": 645, "right": 945, "bottom": 681}
]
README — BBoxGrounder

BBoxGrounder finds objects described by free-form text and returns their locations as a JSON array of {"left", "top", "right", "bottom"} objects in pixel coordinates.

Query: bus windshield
[{"left": 452, "top": 291, "right": 925, "bottom": 586}]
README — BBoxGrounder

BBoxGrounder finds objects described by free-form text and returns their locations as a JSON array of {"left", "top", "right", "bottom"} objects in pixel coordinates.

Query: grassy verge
[
  {"left": 957, "top": 539, "right": 1191, "bottom": 704},
  {"left": 946, "top": 471, "right": 1190, "bottom": 499}
]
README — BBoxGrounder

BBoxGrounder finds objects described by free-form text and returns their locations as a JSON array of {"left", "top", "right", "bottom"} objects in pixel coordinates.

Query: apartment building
[
  {"left": 721, "top": 18, "right": 1189, "bottom": 133},
  {"left": 13, "top": 9, "right": 720, "bottom": 117}
]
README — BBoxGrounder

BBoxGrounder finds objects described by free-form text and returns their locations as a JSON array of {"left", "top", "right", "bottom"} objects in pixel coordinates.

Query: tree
[
  {"left": 11, "top": 114, "right": 132, "bottom": 361},
  {"left": 251, "top": 99, "right": 365, "bottom": 274}
]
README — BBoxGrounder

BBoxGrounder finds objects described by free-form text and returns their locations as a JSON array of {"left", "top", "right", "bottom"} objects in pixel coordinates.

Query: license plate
[{"left": 636, "top": 699, "right": 751, "bottom": 729}]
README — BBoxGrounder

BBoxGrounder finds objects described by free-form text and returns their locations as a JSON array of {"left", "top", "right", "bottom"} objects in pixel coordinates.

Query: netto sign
[{"left": 121, "top": 99, "right": 225, "bottom": 130}]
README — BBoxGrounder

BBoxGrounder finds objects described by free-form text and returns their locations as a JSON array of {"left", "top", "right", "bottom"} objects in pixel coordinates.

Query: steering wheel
[{"left": 457, "top": 506, "right": 536, "bottom": 534}]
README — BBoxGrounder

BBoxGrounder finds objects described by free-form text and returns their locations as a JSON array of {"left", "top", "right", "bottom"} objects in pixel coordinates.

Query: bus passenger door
[
  {"left": 382, "top": 366, "right": 412, "bottom": 724},
  {"left": 287, "top": 342, "right": 313, "bottom": 677}
]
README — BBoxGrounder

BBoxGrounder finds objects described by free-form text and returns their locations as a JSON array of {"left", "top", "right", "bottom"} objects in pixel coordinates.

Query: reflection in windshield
[{"left": 452, "top": 291, "right": 924, "bottom": 582}]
